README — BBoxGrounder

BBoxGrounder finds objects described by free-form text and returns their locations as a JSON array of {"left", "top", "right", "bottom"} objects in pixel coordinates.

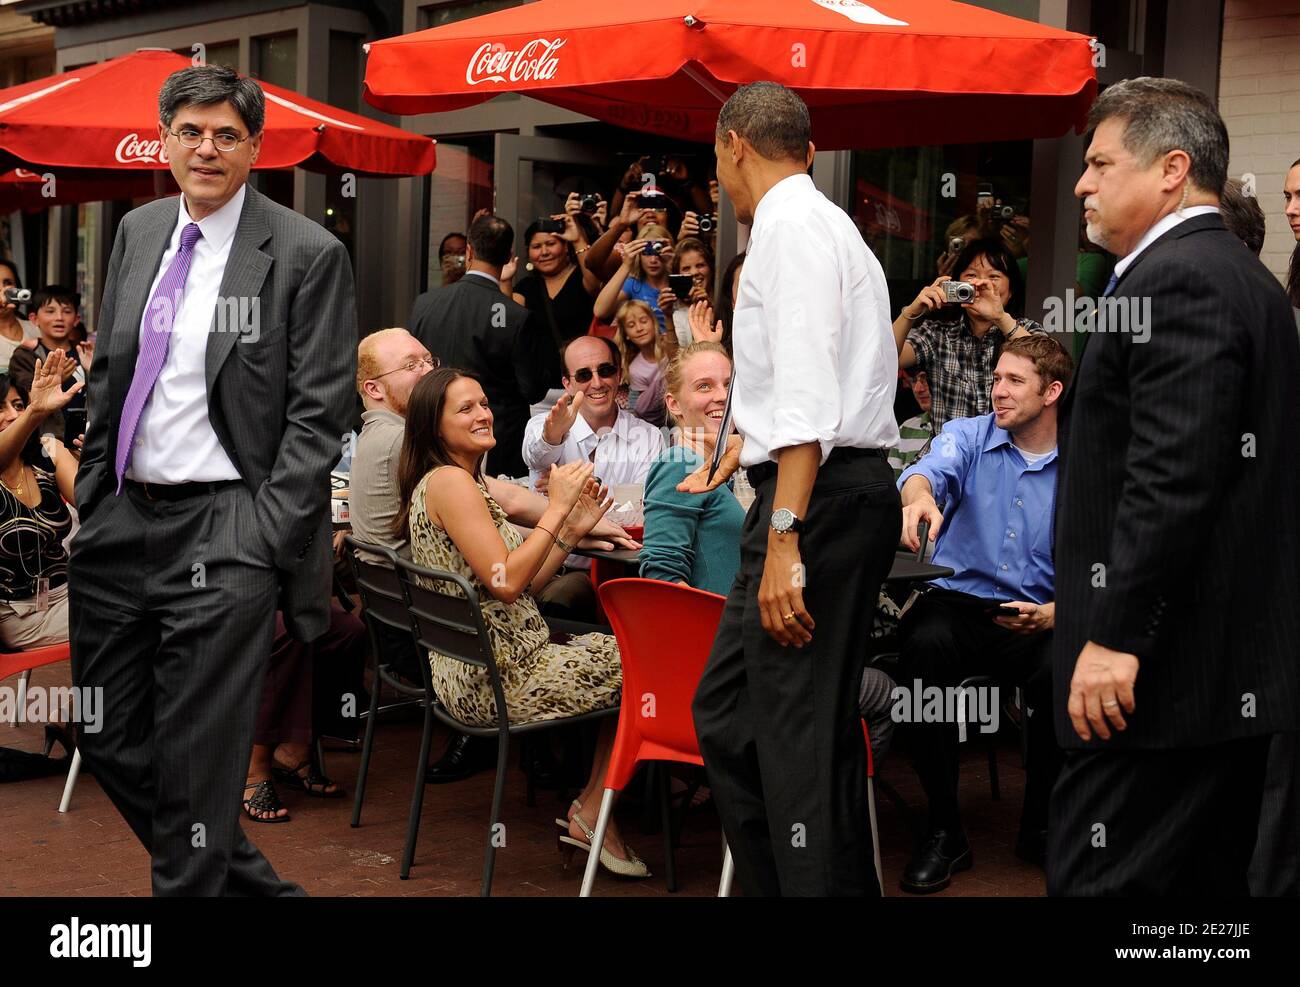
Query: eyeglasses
[
  {"left": 168, "top": 128, "right": 251, "bottom": 153},
  {"left": 372, "top": 355, "right": 439, "bottom": 380},
  {"left": 570, "top": 363, "right": 619, "bottom": 384}
]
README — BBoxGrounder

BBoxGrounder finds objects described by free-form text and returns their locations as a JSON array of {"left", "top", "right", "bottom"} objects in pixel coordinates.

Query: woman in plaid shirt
[{"left": 893, "top": 237, "right": 1044, "bottom": 428}]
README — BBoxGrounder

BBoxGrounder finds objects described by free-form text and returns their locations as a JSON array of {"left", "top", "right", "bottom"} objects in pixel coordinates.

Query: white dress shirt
[
  {"left": 1112, "top": 205, "right": 1220, "bottom": 280},
  {"left": 522, "top": 406, "right": 664, "bottom": 489},
  {"left": 127, "top": 185, "right": 245, "bottom": 483},
  {"left": 730, "top": 173, "right": 900, "bottom": 468}
]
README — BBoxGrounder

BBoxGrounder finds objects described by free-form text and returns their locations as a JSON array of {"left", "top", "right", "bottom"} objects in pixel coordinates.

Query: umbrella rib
[
  {"left": 681, "top": 63, "right": 729, "bottom": 104},
  {"left": 0, "top": 78, "right": 81, "bottom": 117},
  {"left": 263, "top": 90, "right": 365, "bottom": 131}
]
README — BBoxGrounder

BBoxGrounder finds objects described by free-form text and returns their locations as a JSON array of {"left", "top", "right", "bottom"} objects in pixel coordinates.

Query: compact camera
[
  {"left": 3, "top": 287, "right": 31, "bottom": 304},
  {"left": 643, "top": 240, "right": 667, "bottom": 257},
  {"left": 949, "top": 237, "right": 964, "bottom": 254},
  {"left": 580, "top": 194, "right": 601, "bottom": 213},
  {"left": 996, "top": 204, "right": 1015, "bottom": 220},
  {"left": 536, "top": 218, "right": 567, "bottom": 235},
  {"left": 943, "top": 281, "right": 976, "bottom": 304},
  {"left": 697, "top": 213, "right": 717, "bottom": 234},
  {"left": 636, "top": 190, "right": 666, "bottom": 210}
]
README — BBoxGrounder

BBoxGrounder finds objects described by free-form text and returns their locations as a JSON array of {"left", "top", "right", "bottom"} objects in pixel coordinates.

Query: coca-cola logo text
[
  {"left": 115, "top": 133, "right": 169, "bottom": 165},
  {"left": 466, "top": 38, "right": 566, "bottom": 86}
]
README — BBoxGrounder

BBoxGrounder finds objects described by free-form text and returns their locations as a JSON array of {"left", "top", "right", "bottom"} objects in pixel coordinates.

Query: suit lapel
[
  {"left": 110, "top": 201, "right": 177, "bottom": 404},
  {"left": 205, "top": 187, "right": 273, "bottom": 394}
]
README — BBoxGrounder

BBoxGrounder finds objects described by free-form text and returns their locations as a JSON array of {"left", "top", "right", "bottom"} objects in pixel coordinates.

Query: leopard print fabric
[{"left": 409, "top": 467, "right": 622, "bottom": 727}]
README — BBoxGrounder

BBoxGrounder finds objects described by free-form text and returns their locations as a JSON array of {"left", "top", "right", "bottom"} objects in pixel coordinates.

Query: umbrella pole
[{"left": 682, "top": 63, "right": 729, "bottom": 104}]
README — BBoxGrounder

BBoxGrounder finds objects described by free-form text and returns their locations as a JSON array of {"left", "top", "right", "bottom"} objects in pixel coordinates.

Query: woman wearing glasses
[{"left": 396, "top": 366, "right": 650, "bottom": 879}]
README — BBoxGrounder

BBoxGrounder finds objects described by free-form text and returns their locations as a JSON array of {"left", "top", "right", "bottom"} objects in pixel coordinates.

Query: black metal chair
[{"left": 392, "top": 554, "right": 617, "bottom": 895}]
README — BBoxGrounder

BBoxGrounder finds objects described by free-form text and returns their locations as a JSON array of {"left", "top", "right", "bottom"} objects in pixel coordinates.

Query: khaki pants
[{"left": 0, "top": 582, "right": 70, "bottom": 651}]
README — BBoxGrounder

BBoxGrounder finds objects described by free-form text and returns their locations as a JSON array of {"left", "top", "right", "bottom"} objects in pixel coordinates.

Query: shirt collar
[
  {"left": 571, "top": 408, "right": 630, "bottom": 446},
  {"left": 464, "top": 269, "right": 500, "bottom": 287},
  {"left": 1112, "top": 205, "right": 1219, "bottom": 279},
  {"left": 179, "top": 183, "right": 246, "bottom": 253},
  {"left": 361, "top": 407, "right": 405, "bottom": 429},
  {"left": 978, "top": 413, "right": 1058, "bottom": 469},
  {"left": 751, "top": 172, "right": 815, "bottom": 238}
]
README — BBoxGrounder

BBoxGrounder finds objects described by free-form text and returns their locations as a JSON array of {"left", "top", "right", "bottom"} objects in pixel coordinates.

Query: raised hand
[
  {"left": 27, "top": 351, "right": 83, "bottom": 417},
  {"left": 677, "top": 432, "right": 742, "bottom": 493},
  {"left": 542, "top": 391, "right": 584, "bottom": 445},
  {"left": 565, "top": 192, "right": 583, "bottom": 217},
  {"left": 76, "top": 340, "right": 94, "bottom": 373},
  {"left": 688, "top": 300, "right": 724, "bottom": 344},
  {"left": 563, "top": 477, "right": 614, "bottom": 540},
  {"left": 902, "top": 275, "right": 954, "bottom": 321}
]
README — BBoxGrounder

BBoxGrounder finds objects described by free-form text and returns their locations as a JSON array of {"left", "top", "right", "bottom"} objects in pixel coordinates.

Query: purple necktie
[{"left": 114, "top": 221, "right": 203, "bottom": 491}]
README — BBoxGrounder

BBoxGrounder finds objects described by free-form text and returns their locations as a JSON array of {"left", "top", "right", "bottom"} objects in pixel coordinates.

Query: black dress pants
[
  {"left": 896, "top": 588, "right": 1060, "bottom": 838},
  {"left": 692, "top": 449, "right": 900, "bottom": 897}
]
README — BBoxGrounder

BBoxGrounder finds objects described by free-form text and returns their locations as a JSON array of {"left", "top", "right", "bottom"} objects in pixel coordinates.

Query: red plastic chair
[
  {"left": 578, "top": 578, "right": 725, "bottom": 896},
  {"left": 0, "top": 642, "right": 82, "bottom": 812}
]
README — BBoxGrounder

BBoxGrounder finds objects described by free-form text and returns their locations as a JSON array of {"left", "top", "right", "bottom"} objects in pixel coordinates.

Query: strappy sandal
[
  {"left": 554, "top": 798, "right": 582, "bottom": 830},
  {"left": 273, "top": 758, "right": 345, "bottom": 799},
  {"left": 558, "top": 812, "right": 650, "bottom": 879},
  {"left": 242, "top": 779, "right": 290, "bottom": 823}
]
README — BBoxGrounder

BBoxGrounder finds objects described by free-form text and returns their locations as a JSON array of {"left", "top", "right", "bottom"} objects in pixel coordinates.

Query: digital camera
[
  {"left": 943, "top": 281, "right": 976, "bottom": 304},
  {"left": 536, "top": 218, "right": 566, "bottom": 235},
  {"left": 3, "top": 287, "right": 31, "bottom": 304},
  {"left": 580, "top": 194, "right": 601, "bottom": 213},
  {"left": 697, "top": 213, "right": 717, "bottom": 234},
  {"left": 643, "top": 240, "right": 666, "bottom": 257}
]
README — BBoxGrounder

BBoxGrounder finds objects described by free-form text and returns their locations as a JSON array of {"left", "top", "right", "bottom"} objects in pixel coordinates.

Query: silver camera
[
  {"left": 3, "top": 287, "right": 30, "bottom": 303},
  {"left": 943, "top": 281, "right": 976, "bottom": 304}
]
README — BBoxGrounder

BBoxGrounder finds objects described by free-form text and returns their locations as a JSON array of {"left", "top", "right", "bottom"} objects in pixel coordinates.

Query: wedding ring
[
  {"left": 782, "top": 613, "right": 795, "bottom": 622},
  {"left": 1102, "top": 700, "right": 1119, "bottom": 708}
]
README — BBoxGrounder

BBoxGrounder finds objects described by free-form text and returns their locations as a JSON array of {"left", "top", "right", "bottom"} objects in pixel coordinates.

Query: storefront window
[
  {"left": 75, "top": 202, "right": 100, "bottom": 331},
  {"left": 849, "top": 141, "right": 1032, "bottom": 314},
  {"left": 251, "top": 33, "right": 299, "bottom": 209},
  {"left": 418, "top": 1, "right": 530, "bottom": 30},
  {"left": 424, "top": 137, "right": 494, "bottom": 291}
]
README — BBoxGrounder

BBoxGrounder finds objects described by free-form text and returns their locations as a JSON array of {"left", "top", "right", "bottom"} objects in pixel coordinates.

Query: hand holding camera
[
  {"left": 964, "top": 278, "right": 1007, "bottom": 322},
  {"left": 903, "top": 275, "right": 959, "bottom": 321}
]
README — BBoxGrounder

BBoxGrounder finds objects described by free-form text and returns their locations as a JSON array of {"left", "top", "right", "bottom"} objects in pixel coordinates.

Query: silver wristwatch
[{"left": 769, "top": 508, "right": 806, "bottom": 535}]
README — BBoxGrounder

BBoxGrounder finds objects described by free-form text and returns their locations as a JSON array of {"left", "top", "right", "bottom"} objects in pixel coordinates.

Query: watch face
[{"left": 771, "top": 508, "right": 795, "bottom": 532}]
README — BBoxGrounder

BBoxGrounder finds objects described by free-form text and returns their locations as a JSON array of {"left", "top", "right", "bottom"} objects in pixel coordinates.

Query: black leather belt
[
  {"left": 126, "top": 479, "right": 242, "bottom": 502},
  {"left": 746, "top": 446, "right": 886, "bottom": 488}
]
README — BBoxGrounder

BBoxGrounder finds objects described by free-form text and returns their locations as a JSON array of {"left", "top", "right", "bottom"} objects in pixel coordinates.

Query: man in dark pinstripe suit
[
  {"left": 68, "top": 66, "right": 355, "bottom": 895},
  {"left": 1052, "top": 77, "right": 1300, "bottom": 896}
]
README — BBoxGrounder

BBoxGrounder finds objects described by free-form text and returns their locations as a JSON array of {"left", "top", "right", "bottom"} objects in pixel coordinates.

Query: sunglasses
[{"left": 570, "top": 363, "right": 619, "bottom": 384}]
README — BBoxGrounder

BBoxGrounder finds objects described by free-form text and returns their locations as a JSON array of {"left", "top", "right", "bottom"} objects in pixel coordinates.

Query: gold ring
[
  {"left": 782, "top": 612, "right": 795, "bottom": 622},
  {"left": 1102, "top": 700, "right": 1119, "bottom": 708}
]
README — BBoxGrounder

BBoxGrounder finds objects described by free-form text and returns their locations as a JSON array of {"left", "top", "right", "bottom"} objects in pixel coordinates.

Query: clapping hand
[
  {"left": 546, "top": 461, "right": 595, "bottom": 514},
  {"left": 27, "top": 350, "right": 83, "bottom": 417},
  {"left": 688, "top": 300, "right": 724, "bottom": 344},
  {"left": 541, "top": 391, "right": 584, "bottom": 445},
  {"left": 563, "top": 477, "right": 615, "bottom": 541}
]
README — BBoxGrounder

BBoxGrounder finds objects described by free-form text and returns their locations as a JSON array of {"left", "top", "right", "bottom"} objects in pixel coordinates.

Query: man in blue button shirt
[{"left": 893, "top": 335, "right": 1073, "bottom": 893}]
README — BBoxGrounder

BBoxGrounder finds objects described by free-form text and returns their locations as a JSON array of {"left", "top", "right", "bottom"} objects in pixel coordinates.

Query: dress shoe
[
  {"left": 425, "top": 733, "right": 485, "bottom": 784},
  {"left": 900, "top": 829, "right": 972, "bottom": 894},
  {"left": 1014, "top": 827, "right": 1047, "bottom": 869}
]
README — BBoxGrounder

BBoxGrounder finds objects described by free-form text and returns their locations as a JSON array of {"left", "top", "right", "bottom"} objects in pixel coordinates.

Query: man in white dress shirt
[
  {"left": 522, "top": 335, "right": 663, "bottom": 617},
  {"left": 68, "top": 66, "right": 355, "bottom": 896},
  {"left": 689, "top": 83, "right": 902, "bottom": 896}
]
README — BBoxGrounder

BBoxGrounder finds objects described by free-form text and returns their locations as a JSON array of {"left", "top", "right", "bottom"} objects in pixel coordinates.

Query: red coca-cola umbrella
[
  {"left": 0, "top": 167, "right": 173, "bottom": 213},
  {"left": 362, "top": 0, "right": 1097, "bottom": 149},
  {"left": 0, "top": 48, "right": 436, "bottom": 176}
]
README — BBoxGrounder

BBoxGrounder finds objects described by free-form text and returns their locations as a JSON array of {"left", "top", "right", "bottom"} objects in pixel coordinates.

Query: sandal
[
  {"left": 273, "top": 758, "right": 345, "bottom": 799},
  {"left": 242, "top": 779, "right": 290, "bottom": 823}
]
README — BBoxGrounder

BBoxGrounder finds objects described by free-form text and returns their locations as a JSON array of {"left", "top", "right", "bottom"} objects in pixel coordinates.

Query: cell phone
[
  {"left": 62, "top": 409, "right": 86, "bottom": 448},
  {"left": 668, "top": 275, "right": 694, "bottom": 299},
  {"left": 636, "top": 191, "right": 666, "bottom": 210},
  {"left": 986, "top": 604, "right": 1021, "bottom": 618},
  {"left": 536, "top": 217, "right": 566, "bottom": 235}
]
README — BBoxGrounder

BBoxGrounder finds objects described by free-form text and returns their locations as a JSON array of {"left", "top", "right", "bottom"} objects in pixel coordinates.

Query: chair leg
[
  {"left": 578, "top": 787, "right": 617, "bottom": 897},
  {"left": 400, "top": 703, "right": 436, "bottom": 880},
  {"left": 58, "top": 748, "right": 81, "bottom": 814},
  {"left": 480, "top": 731, "right": 511, "bottom": 897},
  {"left": 315, "top": 736, "right": 328, "bottom": 781},
  {"left": 349, "top": 669, "right": 384, "bottom": 828},
  {"left": 718, "top": 841, "right": 735, "bottom": 897},
  {"left": 522, "top": 735, "right": 536, "bottom": 808},
  {"left": 987, "top": 740, "right": 1000, "bottom": 801},
  {"left": 867, "top": 777, "right": 883, "bottom": 895},
  {"left": 658, "top": 765, "right": 678, "bottom": 892}
]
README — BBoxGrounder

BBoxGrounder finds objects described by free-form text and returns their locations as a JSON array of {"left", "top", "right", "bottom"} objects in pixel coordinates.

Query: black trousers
[
  {"left": 1250, "top": 733, "right": 1300, "bottom": 896},
  {"left": 896, "top": 588, "right": 1060, "bottom": 837},
  {"left": 1047, "top": 736, "right": 1271, "bottom": 896},
  {"left": 68, "top": 484, "right": 303, "bottom": 897},
  {"left": 692, "top": 449, "right": 900, "bottom": 896}
]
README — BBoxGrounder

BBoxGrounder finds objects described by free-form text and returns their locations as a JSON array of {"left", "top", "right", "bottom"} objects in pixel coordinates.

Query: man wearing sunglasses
[{"left": 523, "top": 335, "right": 664, "bottom": 601}]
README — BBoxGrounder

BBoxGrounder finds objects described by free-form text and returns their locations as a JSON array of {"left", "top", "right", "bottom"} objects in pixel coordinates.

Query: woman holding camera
[
  {"left": 893, "top": 236, "right": 1044, "bottom": 429},
  {"left": 592, "top": 223, "right": 676, "bottom": 334},
  {"left": 663, "top": 237, "right": 714, "bottom": 347}
]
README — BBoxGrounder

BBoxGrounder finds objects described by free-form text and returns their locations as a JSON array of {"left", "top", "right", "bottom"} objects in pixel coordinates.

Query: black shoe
[
  {"left": 425, "top": 734, "right": 482, "bottom": 784},
  {"left": 522, "top": 742, "right": 561, "bottom": 790},
  {"left": 900, "top": 829, "right": 972, "bottom": 894},
  {"left": 1014, "top": 827, "right": 1047, "bottom": 869}
]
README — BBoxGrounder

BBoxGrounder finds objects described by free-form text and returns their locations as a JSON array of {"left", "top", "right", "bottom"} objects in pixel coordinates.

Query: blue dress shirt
[{"left": 897, "top": 413, "right": 1057, "bottom": 604}]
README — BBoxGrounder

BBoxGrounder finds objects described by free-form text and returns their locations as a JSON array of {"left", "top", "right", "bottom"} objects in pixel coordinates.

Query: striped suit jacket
[
  {"left": 1053, "top": 212, "right": 1300, "bottom": 749},
  {"left": 74, "top": 186, "right": 356, "bottom": 641}
]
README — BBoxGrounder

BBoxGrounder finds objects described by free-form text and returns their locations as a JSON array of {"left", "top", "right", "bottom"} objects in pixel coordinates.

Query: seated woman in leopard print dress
[{"left": 393, "top": 367, "right": 648, "bottom": 879}]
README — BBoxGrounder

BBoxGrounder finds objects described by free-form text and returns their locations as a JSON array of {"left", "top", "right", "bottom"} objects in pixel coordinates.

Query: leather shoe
[
  {"left": 425, "top": 733, "right": 486, "bottom": 784},
  {"left": 899, "top": 829, "right": 972, "bottom": 894}
]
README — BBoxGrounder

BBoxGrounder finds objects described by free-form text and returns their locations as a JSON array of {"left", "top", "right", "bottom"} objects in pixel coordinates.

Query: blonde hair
[
  {"left": 663, "top": 341, "right": 731, "bottom": 429},
  {"left": 356, "top": 327, "right": 414, "bottom": 395},
  {"left": 635, "top": 223, "right": 673, "bottom": 281},
  {"left": 613, "top": 299, "right": 672, "bottom": 378}
]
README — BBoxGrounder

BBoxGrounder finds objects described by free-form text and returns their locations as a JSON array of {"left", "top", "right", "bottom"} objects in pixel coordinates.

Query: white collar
[
  {"left": 750, "top": 172, "right": 815, "bottom": 237},
  {"left": 177, "top": 183, "right": 246, "bottom": 253},
  {"left": 571, "top": 408, "right": 629, "bottom": 446},
  {"left": 1112, "top": 205, "right": 1219, "bottom": 279}
]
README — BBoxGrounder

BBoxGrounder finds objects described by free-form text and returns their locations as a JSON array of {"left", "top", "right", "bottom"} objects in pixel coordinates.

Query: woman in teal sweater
[{"left": 639, "top": 342, "right": 744, "bottom": 595}]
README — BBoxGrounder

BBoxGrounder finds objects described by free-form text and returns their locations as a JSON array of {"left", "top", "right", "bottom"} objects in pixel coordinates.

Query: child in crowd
[{"left": 612, "top": 298, "right": 675, "bottom": 426}]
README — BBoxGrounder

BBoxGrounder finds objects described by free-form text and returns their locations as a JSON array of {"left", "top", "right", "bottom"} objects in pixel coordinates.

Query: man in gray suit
[{"left": 68, "top": 65, "right": 355, "bottom": 896}]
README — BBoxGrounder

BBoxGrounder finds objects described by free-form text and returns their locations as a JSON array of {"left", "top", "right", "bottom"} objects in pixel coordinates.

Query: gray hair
[
  {"left": 159, "top": 65, "right": 266, "bottom": 136},
  {"left": 1086, "top": 76, "right": 1228, "bottom": 197},
  {"left": 716, "top": 82, "right": 810, "bottom": 163}
]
